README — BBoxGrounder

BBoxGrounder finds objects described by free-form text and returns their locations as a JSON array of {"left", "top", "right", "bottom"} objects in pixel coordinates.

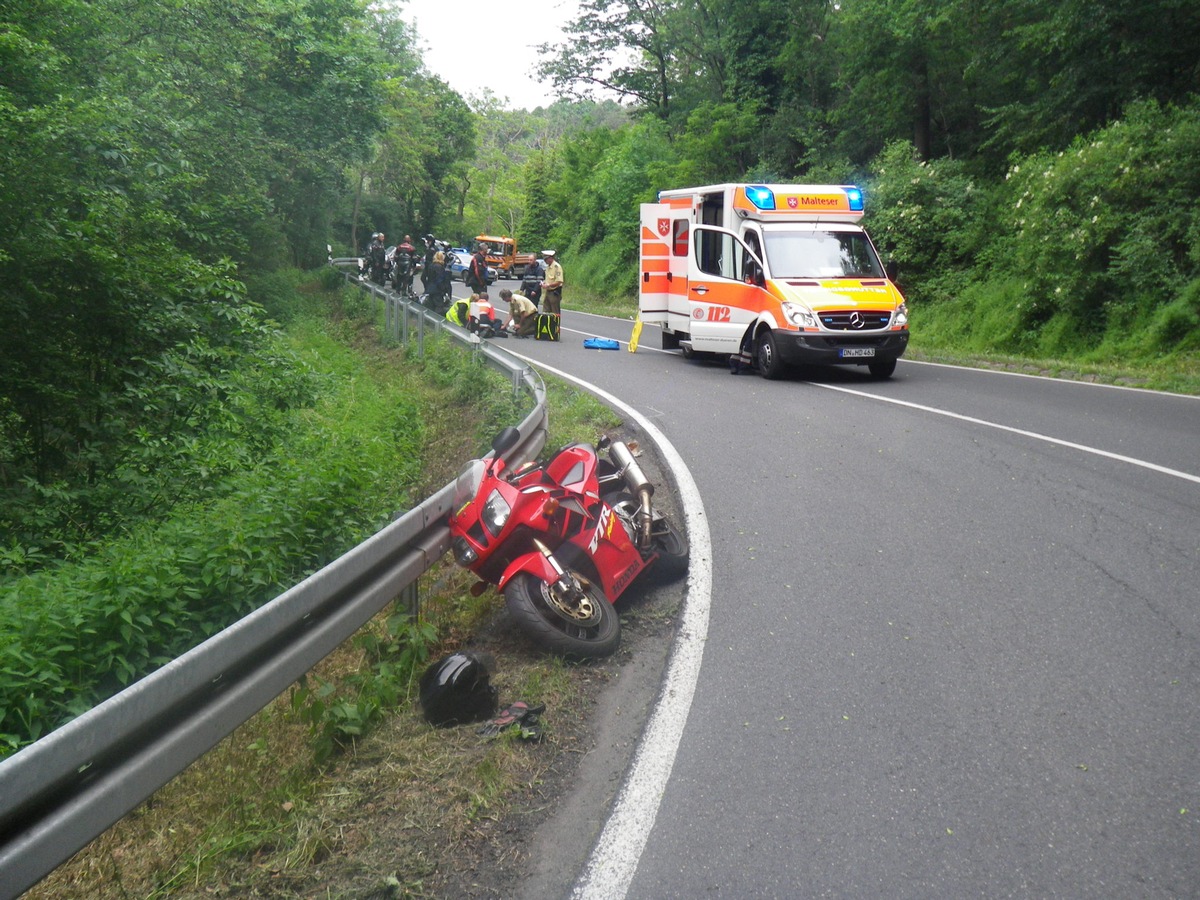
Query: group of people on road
[
  {"left": 363, "top": 229, "right": 565, "bottom": 338},
  {"left": 360, "top": 232, "right": 424, "bottom": 298},
  {"left": 439, "top": 246, "right": 562, "bottom": 339}
]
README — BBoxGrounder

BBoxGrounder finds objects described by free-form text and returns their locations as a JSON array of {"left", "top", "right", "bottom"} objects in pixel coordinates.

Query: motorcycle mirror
[{"left": 491, "top": 426, "right": 521, "bottom": 458}]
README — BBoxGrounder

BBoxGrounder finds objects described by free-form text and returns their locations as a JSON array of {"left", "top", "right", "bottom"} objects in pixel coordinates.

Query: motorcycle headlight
[
  {"left": 452, "top": 536, "right": 477, "bottom": 566},
  {"left": 782, "top": 301, "right": 818, "bottom": 329},
  {"left": 893, "top": 303, "right": 909, "bottom": 327},
  {"left": 481, "top": 490, "right": 511, "bottom": 536}
]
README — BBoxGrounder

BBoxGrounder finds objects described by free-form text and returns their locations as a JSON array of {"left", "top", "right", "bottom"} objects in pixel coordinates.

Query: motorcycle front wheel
[{"left": 504, "top": 572, "right": 620, "bottom": 659}]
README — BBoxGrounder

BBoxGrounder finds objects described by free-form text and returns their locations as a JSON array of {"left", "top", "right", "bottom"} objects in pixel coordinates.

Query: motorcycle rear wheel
[
  {"left": 603, "top": 491, "right": 689, "bottom": 580},
  {"left": 652, "top": 518, "right": 691, "bottom": 566},
  {"left": 504, "top": 572, "right": 620, "bottom": 659}
]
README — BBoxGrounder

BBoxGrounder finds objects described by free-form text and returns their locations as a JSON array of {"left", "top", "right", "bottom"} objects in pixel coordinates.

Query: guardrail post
[
  {"left": 416, "top": 304, "right": 425, "bottom": 358},
  {"left": 396, "top": 580, "right": 418, "bottom": 619}
]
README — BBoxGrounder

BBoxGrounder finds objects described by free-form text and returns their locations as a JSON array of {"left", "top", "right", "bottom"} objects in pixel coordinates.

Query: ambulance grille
[{"left": 819, "top": 310, "right": 892, "bottom": 331}]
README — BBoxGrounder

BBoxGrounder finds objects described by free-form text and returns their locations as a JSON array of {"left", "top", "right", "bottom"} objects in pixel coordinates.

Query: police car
[{"left": 448, "top": 248, "right": 497, "bottom": 286}]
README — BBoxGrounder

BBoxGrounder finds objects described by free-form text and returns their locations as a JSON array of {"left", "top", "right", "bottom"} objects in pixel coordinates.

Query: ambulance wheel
[
  {"left": 504, "top": 572, "right": 621, "bottom": 659},
  {"left": 757, "top": 330, "right": 787, "bottom": 380},
  {"left": 868, "top": 357, "right": 897, "bottom": 379}
]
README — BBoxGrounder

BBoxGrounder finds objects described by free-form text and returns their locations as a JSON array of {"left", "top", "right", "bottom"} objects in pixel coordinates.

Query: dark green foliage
[
  {"left": 0, "top": 0, "right": 388, "bottom": 554},
  {"left": 0, "top": 279, "right": 436, "bottom": 754},
  {"left": 863, "top": 142, "right": 993, "bottom": 303},
  {"left": 1150, "top": 280, "right": 1200, "bottom": 353},
  {"left": 991, "top": 100, "right": 1200, "bottom": 351},
  {"left": 519, "top": 152, "right": 555, "bottom": 253}
]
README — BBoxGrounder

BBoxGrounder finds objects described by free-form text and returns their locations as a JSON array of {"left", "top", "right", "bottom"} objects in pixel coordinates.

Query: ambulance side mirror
[{"left": 885, "top": 260, "right": 899, "bottom": 282}]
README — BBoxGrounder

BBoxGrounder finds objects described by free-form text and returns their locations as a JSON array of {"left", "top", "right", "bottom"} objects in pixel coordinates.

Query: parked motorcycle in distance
[{"left": 449, "top": 428, "right": 688, "bottom": 658}]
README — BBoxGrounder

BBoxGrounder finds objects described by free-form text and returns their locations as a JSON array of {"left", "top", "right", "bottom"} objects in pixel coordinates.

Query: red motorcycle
[{"left": 448, "top": 428, "right": 688, "bottom": 658}]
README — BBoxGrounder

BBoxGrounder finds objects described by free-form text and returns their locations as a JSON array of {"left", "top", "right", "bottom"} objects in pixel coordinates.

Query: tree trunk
[
  {"left": 913, "top": 52, "right": 932, "bottom": 160},
  {"left": 350, "top": 169, "right": 365, "bottom": 253}
]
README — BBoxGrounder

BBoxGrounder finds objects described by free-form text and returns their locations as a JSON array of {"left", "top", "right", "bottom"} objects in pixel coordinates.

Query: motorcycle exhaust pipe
[
  {"left": 609, "top": 441, "right": 655, "bottom": 548},
  {"left": 609, "top": 441, "right": 653, "bottom": 497}
]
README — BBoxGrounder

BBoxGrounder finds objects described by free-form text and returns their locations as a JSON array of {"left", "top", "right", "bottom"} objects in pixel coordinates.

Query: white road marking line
[
  {"left": 811, "top": 382, "right": 1200, "bottom": 484},
  {"left": 905, "top": 358, "right": 1200, "bottom": 399},
  {"left": 505, "top": 351, "right": 712, "bottom": 900}
]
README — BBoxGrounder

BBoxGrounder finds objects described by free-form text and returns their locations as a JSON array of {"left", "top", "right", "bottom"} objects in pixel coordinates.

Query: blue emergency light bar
[
  {"left": 744, "top": 184, "right": 864, "bottom": 213},
  {"left": 745, "top": 185, "right": 776, "bottom": 210}
]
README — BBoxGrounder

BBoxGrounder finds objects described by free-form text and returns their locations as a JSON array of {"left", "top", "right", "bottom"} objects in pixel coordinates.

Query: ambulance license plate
[{"left": 840, "top": 347, "right": 875, "bottom": 358}]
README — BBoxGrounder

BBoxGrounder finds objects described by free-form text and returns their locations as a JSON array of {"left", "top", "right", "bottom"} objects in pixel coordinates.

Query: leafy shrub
[
  {"left": 995, "top": 98, "right": 1200, "bottom": 346},
  {"left": 909, "top": 277, "right": 1030, "bottom": 354},
  {"left": 0, "top": 325, "right": 321, "bottom": 574},
  {"left": 291, "top": 616, "right": 438, "bottom": 763},
  {"left": 1149, "top": 278, "right": 1200, "bottom": 353},
  {"left": 244, "top": 269, "right": 320, "bottom": 325},
  {"left": 863, "top": 141, "right": 990, "bottom": 304},
  {"left": 0, "top": 299, "right": 426, "bottom": 753}
]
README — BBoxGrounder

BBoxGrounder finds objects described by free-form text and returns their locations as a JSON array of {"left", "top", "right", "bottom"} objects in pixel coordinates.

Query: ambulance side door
[{"left": 687, "top": 225, "right": 765, "bottom": 352}]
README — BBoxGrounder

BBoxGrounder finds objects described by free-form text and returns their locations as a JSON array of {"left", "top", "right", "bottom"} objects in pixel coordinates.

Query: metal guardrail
[{"left": 0, "top": 272, "right": 548, "bottom": 899}]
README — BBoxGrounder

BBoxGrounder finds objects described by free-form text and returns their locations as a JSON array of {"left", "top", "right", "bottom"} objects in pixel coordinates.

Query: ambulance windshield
[{"left": 763, "top": 229, "right": 884, "bottom": 279}]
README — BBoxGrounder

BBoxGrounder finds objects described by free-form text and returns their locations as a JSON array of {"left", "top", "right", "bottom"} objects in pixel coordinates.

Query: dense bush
[
  {"left": 993, "top": 99, "right": 1200, "bottom": 355},
  {"left": 879, "top": 98, "right": 1200, "bottom": 362},
  {"left": 0, "top": 287, "right": 429, "bottom": 753},
  {"left": 863, "top": 141, "right": 993, "bottom": 304}
]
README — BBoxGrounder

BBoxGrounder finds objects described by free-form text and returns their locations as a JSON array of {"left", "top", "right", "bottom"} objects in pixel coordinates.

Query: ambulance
[{"left": 639, "top": 184, "right": 908, "bottom": 378}]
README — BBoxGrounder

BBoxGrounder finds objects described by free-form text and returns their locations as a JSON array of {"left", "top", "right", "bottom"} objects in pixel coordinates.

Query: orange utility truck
[
  {"left": 475, "top": 235, "right": 537, "bottom": 279},
  {"left": 639, "top": 184, "right": 909, "bottom": 378}
]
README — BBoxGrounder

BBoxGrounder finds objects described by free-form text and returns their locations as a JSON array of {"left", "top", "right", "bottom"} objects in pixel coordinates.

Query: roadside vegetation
[
  {"left": 23, "top": 274, "right": 624, "bottom": 899},
  {"left": 4, "top": 0, "right": 1198, "bottom": 895}
]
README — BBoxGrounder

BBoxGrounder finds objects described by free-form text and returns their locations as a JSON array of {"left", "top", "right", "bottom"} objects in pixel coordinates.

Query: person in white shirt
[{"left": 499, "top": 289, "right": 538, "bottom": 337}]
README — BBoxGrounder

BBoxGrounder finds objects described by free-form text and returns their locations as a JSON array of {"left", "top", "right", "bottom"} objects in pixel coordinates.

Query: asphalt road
[{"left": 473, "top": 295, "right": 1200, "bottom": 899}]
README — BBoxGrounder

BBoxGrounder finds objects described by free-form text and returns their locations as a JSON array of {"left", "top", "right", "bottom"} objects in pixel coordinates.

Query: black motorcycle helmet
[{"left": 419, "top": 651, "right": 498, "bottom": 727}]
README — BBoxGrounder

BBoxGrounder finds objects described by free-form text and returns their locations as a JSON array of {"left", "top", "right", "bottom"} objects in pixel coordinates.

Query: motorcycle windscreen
[{"left": 452, "top": 459, "right": 487, "bottom": 515}]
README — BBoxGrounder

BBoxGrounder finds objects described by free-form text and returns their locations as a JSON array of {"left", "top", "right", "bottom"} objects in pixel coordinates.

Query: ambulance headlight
[
  {"left": 782, "top": 301, "right": 818, "bottom": 329},
  {"left": 893, "top": 303, "right": 909, "bottom": 326},
  {"left": 481, "top": 490, "right": 511, "bottom": 535}
]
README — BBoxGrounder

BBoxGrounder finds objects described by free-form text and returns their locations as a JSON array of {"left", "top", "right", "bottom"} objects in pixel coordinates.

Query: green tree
[
  {"left": 537, "top": 0, "right": 679, "bottom": 119},
  {"left": 520, "top": 151, "right": 555, "bottom": 253},
  {"left": 0, "top": 0, "right": 386, "bottom": 552},
  {"left": 977, "top": 0, "right": 1200, "bottom": 162}
]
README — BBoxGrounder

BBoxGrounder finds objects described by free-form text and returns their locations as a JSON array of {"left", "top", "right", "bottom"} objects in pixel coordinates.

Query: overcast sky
[{"left": 398, "top": 0, "right": 581, "bottom": 110}]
